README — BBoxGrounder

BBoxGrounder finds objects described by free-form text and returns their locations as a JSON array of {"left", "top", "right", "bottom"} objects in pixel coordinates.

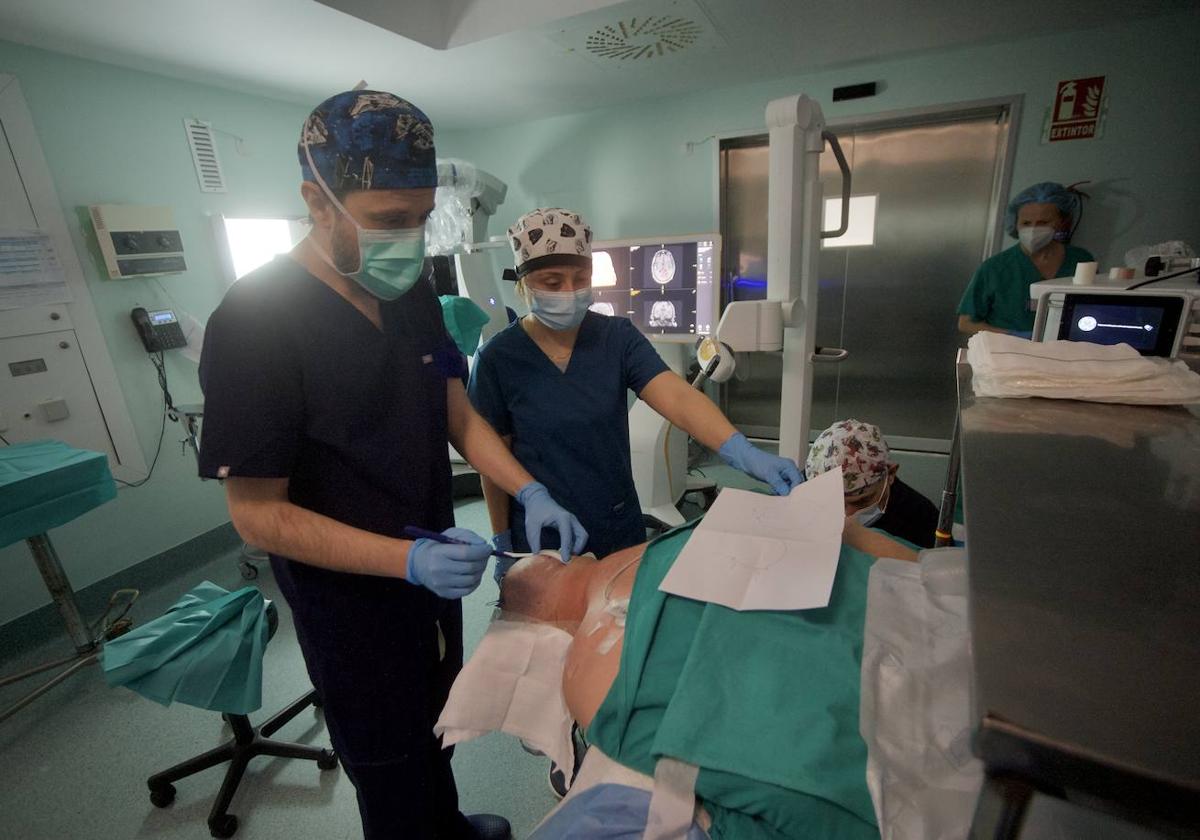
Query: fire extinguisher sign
[{"left": 1044, "top": 76, "right": 1107, "bottom": 143}]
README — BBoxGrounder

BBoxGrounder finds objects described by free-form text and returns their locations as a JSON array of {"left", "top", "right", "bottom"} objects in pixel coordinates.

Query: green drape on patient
[{"left": 587, "top": 523, "right": 878, "bottom": 840}]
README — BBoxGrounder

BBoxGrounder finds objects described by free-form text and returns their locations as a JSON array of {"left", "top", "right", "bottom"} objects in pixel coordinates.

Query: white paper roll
[{"left": 1073, "top": 261, "right": 1097, "bottom": 285}]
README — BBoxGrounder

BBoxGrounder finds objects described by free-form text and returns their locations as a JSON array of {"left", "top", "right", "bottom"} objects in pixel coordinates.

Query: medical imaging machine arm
[{"left": 709, "top": 95, "right": 853, "bottom": 461}]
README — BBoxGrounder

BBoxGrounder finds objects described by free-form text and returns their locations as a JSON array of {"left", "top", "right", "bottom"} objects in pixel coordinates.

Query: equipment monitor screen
[
  {"left": 589, "top": 235, "right": 719, "bottom": 342},
  {"left": 1057, "top": 294, "right": 1184, "bottom": 357}
]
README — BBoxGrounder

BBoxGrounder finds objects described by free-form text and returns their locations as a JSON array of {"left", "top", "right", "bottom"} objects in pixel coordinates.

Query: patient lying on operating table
[{"left": 487, "top": 519, "right": 917, "bottom": 839}]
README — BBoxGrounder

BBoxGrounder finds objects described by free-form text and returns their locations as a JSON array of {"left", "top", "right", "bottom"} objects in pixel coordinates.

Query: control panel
[{"left": 90, "top": 204, "right": 187, "bottom": 278}]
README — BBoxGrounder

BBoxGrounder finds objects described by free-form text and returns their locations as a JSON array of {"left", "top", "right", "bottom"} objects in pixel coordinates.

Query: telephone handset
[{"left": 131, "top": 307, "right": 188, "bottom": 352}]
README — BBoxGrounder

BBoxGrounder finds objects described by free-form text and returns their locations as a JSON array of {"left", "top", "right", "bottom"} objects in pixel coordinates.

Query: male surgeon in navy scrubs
[{"left": 198, "top": 91, "right": 584, "bottom": 840}]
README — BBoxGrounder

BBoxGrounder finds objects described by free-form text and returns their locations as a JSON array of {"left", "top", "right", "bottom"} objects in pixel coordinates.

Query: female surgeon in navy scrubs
[{"left": 469, "top": 208, "right": 804, "bottom": 572}]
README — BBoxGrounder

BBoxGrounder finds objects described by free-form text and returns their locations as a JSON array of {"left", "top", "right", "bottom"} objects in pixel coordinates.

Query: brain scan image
[
  {"left": 648, "top": 300, "right": 678, "bottom": 328},
  {"left": 590, "top": 301, "right": 616, "bottom": 316},
  {"left": 650, "top": 248, "right": 677, "bottom": 285}
]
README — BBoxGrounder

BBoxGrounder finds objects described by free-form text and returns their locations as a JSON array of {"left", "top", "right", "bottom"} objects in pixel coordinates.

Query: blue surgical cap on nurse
[
  {"left": 1004, "top": 182, "right": 1078, "bottom": 238},
  {"left": 298, "top": 90, "right": 437, "bottom": 191}
]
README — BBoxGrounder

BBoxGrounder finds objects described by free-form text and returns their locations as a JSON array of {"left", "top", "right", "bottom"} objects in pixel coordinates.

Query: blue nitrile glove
[
  {"left": 492, "top": 530, "right": 517, "bottom": 584},
  {"left": 1007, "top": 329, "right": 1033, "bottom": 339},
  {"left": 516, "top": 481, "right": 588, "bottom": 561},
  {"left": 406, "top": 527, "right": 491, "bottom": 599},
  {"left": 718, "top": 432, "right": 805, "bottom": 495}
]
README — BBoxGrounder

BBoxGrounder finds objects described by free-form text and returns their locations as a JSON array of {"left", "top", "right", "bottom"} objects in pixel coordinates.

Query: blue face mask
[{"left": 529, "top": 288, "right": 593, "bottom": 331}]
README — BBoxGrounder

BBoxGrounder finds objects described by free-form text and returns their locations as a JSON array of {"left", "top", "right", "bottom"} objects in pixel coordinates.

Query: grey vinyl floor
[{"left": 0, "top": 497, "right": 556, "bottom": 840}]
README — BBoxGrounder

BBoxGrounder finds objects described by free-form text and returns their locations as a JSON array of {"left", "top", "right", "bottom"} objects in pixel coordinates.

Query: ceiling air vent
[
  {"left": 586, "top": 16, "right": 704, "bottom": 61},
  {"left": 548, "top": 0, "right": 723, "bottom": 69},
  {"left": 184, "top": 119, "right": 226, "bottom": 193}
]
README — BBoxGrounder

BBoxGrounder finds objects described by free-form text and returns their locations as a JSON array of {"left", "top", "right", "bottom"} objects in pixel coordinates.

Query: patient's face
[{"left": 500, "top": 553, "right": 598, "bottom": 628}]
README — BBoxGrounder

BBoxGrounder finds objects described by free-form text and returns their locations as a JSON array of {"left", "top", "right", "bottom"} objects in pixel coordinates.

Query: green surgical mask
[
  {"left": 347, "top": 225, "right": 425, "bottom": 301},
  {"left": 304, "top": 140, "right": 427, "bottom": 301}
]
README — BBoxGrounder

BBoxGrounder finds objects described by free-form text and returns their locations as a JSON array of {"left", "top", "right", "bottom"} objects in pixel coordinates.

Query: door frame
[
  {"left": 713, "top": 95, "right": 1023, "bottom": 453},
  {"left": 0, "top": 74, "right": 147, "bottom": 478},
  {"left": 714, "top": 94, "right": 1024, "bottom": 269}
]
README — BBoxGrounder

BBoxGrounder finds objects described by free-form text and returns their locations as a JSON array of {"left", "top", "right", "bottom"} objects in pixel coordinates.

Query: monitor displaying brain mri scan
[
  {"left": 647, "top": 299, "right": 678, "bottom": 327},
  {"left": 650, "top": 248, "right": 677, "bottom": 285},
  {"left": 587, "top": 236, "right": 717, "bottom": 342}
]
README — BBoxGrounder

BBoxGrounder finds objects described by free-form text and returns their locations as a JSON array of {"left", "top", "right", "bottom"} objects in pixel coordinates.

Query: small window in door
[
  {"left": 821, "top": 195, "right": 877, "bottom": 248},
  {"left": 217, "top": 217, "right": 307, "bottom": 284}
]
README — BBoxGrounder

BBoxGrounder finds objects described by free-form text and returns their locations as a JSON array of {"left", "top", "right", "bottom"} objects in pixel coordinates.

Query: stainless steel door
[{"left": 720, "top": 108, "right": 1010, "bottom": 448}]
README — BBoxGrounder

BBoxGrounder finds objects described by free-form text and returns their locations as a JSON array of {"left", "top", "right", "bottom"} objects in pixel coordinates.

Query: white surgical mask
[
  {"left": 529, "top": 288, "right": 593, "bottom": 331},
  {"left": 1018, "top": 226, "right": 1056, "bottom": 254},
  {"left": 851, "top": 479, "right": 890, "bottom": 527}
]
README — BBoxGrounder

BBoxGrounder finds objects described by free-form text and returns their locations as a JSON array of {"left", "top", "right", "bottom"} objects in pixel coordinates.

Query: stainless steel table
[{"left": 957, "top": 362, "right": 1200, "bottom": 838}]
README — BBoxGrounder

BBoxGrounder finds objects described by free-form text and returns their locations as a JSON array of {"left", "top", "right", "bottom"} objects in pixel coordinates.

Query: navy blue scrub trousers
[{"left": 274, "top": 557, "right": 477, "bottom": 839}]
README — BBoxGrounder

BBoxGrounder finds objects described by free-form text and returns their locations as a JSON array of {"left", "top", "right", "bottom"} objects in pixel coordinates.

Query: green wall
[
  {"left": 0, "top": 40, "right": 311, "bottom": 625},
  {"left": 2, "top": 6, "right": 1198, "bottom": 624},
  {"left": 438, "top": 8, "right": 1200, "bottom": 270}
]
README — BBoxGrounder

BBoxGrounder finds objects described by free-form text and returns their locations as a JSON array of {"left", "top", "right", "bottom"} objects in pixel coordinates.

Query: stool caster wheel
[
  {"left": 239, "top": 561, "right": 258, "bottom": 580},
  {"left": 317, "top": 749, "right": 338, "bottom": 770},
  {"left": 149, "top": 782, "right": 176, "bottom": 808},
  {"left": 209, "top": 813, "right": 238, "bottom": 838}
]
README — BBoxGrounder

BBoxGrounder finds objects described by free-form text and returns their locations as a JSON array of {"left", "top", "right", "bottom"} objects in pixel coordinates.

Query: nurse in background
[
  {"left": 469, "top": 208, "right": 804, "bottom": 570},
  {"left": 957, "top": 181, "right": 1094, "bottom": 338}
]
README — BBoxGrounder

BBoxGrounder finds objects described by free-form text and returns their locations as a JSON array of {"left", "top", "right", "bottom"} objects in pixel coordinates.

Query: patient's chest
[{"left": 563, "top": 545, "right": 641, "bottom": 728}]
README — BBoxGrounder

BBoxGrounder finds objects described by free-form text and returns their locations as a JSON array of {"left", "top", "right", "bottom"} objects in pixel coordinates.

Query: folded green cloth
[
  {"left": 440, "top": 294, "right": 492, "bottom": 356},
  {"left": 0, "top": 440, "right": 115, "bottom": 547},
  {"left": 102, "top": 582, "right": 271, "bottom": 715}
]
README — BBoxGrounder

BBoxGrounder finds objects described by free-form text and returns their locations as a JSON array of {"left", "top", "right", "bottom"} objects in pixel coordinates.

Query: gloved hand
[
  {"left": 492, "top": 530, "right": 517, "bottom": 584},
  {"left": 516, "top": 481, "right": 588, "bottom": 561},
  {"left": 718, "top": 432, "right": 805, "bottom": 495},
  {"left": 406, "top": 527, "right": 491, "bottom": 599}
]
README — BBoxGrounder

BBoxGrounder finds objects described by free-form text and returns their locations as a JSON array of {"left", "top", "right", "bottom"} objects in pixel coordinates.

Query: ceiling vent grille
[
  {"left": 548, "top": 1, "right": 723, "bottom": 69},
  {"left": 586, "top": 16, "right": 703, "bottom": 61},
  {"left": 184, "top": 119, "right": 226, "bottom": 193}
]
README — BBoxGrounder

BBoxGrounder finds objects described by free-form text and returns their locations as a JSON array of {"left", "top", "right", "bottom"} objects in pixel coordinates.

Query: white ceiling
[{"left": 0, "top": 0, "right": 1188, "bottom": 130}]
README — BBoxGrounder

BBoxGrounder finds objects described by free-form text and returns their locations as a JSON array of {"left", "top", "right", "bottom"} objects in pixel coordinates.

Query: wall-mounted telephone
[{"left": 131, "top": 307, "right": 188, "bottom": 352}]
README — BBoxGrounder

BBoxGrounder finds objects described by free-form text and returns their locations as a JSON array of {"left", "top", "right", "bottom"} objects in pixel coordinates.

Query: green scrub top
[{"left": 957, "top": 243, "right": 1095, "bottom": 333}]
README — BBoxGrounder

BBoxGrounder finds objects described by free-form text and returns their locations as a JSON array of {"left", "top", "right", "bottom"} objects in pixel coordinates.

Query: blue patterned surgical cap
[{"left": 298, "top": 90, "right": 437, "bottom": 191}]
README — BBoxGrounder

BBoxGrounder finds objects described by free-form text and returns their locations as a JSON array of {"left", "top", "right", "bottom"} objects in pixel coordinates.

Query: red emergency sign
[{"left": 1049, "top": 76, "right": 1106, "bottom": 142}]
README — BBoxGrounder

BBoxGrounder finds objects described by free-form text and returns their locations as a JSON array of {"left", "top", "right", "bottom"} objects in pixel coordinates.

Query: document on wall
[
  {"left": 659, "top": 467, "right": 844, "bottom": 611},
  {"left": 0, "top": 229, "right": 73, "bottom": 310}
]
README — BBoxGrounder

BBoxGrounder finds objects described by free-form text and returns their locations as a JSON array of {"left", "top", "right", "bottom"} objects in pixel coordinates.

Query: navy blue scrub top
[
  {"left": 468, "top": 311, "right": 669, "bottom": 557},
  {"left": 198, "top": 257, "right": 465, "bottom": 608}
]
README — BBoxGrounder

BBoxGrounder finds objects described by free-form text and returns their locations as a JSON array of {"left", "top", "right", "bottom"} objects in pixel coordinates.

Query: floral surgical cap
[{"left": 806, "top": 419, "right": 890, "bottom": 494}]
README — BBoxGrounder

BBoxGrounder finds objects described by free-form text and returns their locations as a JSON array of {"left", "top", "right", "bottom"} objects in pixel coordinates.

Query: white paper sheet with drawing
[{"left": 658, "top": 467, "right": 844, "bottom": 611}]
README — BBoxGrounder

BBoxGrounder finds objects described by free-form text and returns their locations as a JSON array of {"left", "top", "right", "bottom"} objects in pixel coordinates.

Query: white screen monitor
[{"left": 588, "top": 234, "right": 720, "bottom": 343}]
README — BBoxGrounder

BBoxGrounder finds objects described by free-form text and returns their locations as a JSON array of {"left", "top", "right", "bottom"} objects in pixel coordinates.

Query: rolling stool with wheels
[{"left": 144, "top": 607, "right": 336, "bottom": 838}]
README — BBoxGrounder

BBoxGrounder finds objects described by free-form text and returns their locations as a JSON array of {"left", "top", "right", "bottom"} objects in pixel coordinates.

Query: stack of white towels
[{"left": 967, "top": 333, "right": 1200, "bottom": 404}]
